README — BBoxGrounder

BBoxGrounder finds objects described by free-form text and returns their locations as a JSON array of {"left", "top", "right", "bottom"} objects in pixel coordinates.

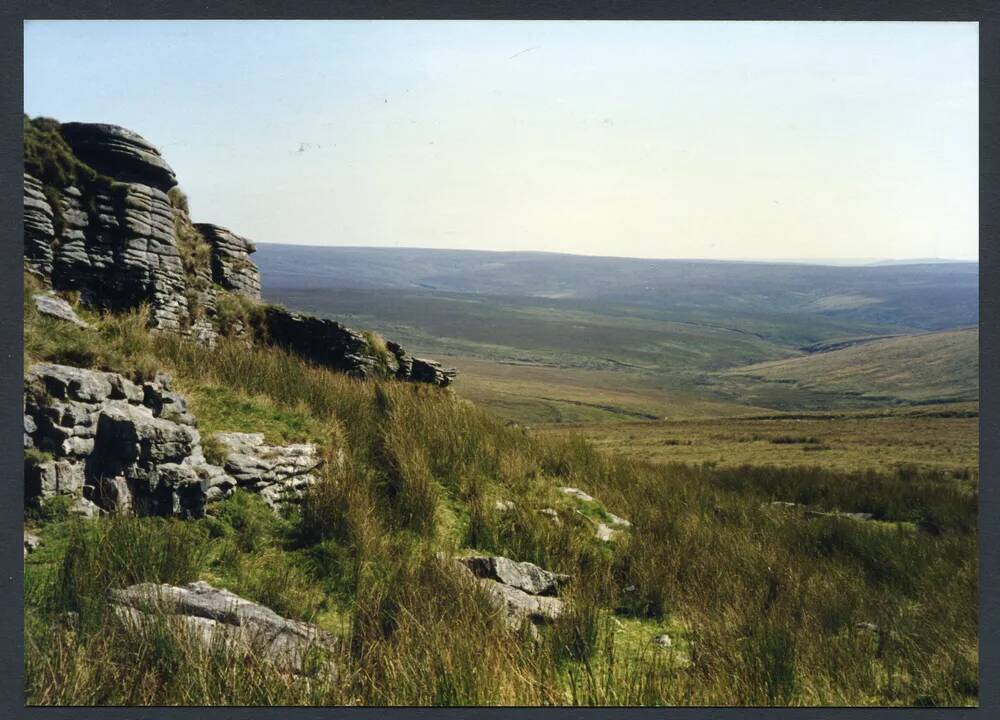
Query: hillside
[
  {"left": 726, "top": 328, "right": 979, "bottom": 405},
  {"left": 255, "top": 244, "right": 978, "bottom": 333},
  {"left": 21, "top": 118, "right": 978, "bottom": 707}
]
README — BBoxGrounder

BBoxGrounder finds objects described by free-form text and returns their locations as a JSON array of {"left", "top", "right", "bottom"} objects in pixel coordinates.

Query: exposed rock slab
[
  {"left": 460, "top": 555, "right": 569, "bottom": 597},
  {"left": 110, "top": 581, "right": 337, "bottom": 675},
  {"left": 33, "top": 293, "right": 89, "bottom": 327}
]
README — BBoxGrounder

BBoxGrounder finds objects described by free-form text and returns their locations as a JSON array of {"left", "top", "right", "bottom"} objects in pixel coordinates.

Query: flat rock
[
  {"left": 110, "top": 581, "right": 337, "bottom": 675},
  {"left": 460, "top": 555, "right": 569, "bottom": 597},
  {"left": 33, "top": 293, "right": 89, "bottom": 328},
  {"left": 479, "top": 579, "right": 564, "bottom": 626}
]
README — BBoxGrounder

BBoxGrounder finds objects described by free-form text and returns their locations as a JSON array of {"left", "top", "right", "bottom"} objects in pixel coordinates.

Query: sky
[{"left": 24, "top": 20, "right": 978, "bottom": 261}]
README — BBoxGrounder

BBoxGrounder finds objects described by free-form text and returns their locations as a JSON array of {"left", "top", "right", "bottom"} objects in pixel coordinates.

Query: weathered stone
[
  {"left": 595, "top": 522, "right": 618, "bottom": 542},
  {"left": 460, "top": 555, "right": 569, "bottom": 597},
  {"left": 27, "top": 362, "right": 113, "bottom": 403},
  {"left": 494, "top": 499, "right": 515, "bottom": 512},
  {"left": 60, "top": 122, "right": 177, "bottom": 191},
  {"left": 213, "top": 432, "right": 322, "bottom": 510},
  {"left": 477, "top": 579, "right": 565, "bottom": 626},
  {"left": 559, "top": 487, "right": 596, "bottom": 503},
  {"left": 33, "top": 293, "right": 89, "bottom": 327},
  {"left": 195, "top": 223, "right": 261, "bottom": 299},
  {"left": 651, "top": 634, "right": 673, "bottom": 647},
  {"left": 96, "top": 403, "right": 199, "bottom": 465},
  {"left": 27, "top": 459, "right": 86, "bottom": 498},
  {"left": 110, "top": 581, "right": 337, "bottom": 675}
]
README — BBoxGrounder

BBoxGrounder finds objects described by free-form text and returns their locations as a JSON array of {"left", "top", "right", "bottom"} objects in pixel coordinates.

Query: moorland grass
[{"left": 23, "top": 287, "right": 978, "bottom": 706}]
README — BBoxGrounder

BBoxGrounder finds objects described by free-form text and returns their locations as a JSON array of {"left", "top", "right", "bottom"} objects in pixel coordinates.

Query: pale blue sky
[{"left": 24, "top": 20, "right": 978, "bottom": 261}]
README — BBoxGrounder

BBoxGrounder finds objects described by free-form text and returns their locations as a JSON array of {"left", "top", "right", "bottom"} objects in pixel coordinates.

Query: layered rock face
[
  {"left": 60, "top": 122, "right": 177, "bottom": 191},
  {"left": 195, "top": 223, "right": 261, "bottom": 299},
  {"left": 263, "top": 308, "right": 457, "bottom": 387},
  {"left": 23, "top": 120, "right": 455, "bottom": 386}
]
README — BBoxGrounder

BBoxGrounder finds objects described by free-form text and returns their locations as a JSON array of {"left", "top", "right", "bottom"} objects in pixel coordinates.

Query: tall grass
[{"left": 24, "top": 300, "right": 978, "bottom": 706}]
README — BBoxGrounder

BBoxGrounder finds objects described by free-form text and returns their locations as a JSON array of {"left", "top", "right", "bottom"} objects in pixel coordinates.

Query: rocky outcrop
[
  {"left": 263, "top": 307, "right": 385, "bottom": 380},
  {"left": 195, "top": 223, "right": 261, "bottom": 299},
  {"left": 23, "top": 120, "right": 455, "bottom": 386},
  {"left": 210, "top": 432, "right": 326, "bottom": 509},
  {"left": 32, "top": 293, "right": 89, "bottom": 327},
  {"left": 24, "top": 362, "right": 330, "bottom": 517},
  {"left": 25, "top": 173, "right": 194, "bottom": 332},
  {"left": 261, "top": 308, "right": 456, "bottom": 387},
  {"left": 110, "top": 581, "right": 337, "bottom": 675},
  {"left": 24, "top": 363, "right": 227, "bottom": 518},
  {"left": 60, "top": 122, "right": 177, "bottom": 192}
]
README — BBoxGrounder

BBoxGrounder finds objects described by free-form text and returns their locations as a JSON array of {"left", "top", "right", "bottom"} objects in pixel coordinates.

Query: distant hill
[
  {"left": 254, "top": 245, "right": 978, "bottom": 333},
  {"left": 726, "top": 328, "right": 979, "bottom": 405}
]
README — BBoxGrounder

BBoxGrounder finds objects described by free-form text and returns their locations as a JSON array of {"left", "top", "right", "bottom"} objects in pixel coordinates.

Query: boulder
[
  {"left": 460, "top": 555, "right": 569, "bottom": 597},
  {"left": 33, "top": 293, "right": 89, "bottom": 327},
  {"left": 478, "top": 579, "right": 565, "bottom": 627},
  {"left": 110, "top": 581, "right": 337, "bottom": 675},
  {"left": 60, "top": 122, "right": 177, "bottom": 191},
  {"left": 651, "top": 634, "right": 672, "bottom": 647}
]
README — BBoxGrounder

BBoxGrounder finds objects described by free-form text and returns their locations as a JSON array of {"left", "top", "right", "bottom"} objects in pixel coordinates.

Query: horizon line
[{"left": 252, "top": 242, "right": 978, "bottom": 267}]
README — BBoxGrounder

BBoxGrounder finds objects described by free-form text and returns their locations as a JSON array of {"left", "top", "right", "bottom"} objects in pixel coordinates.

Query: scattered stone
[
  {"left": 651, "top": 634, "right": 673, "bottom": 647},
  {"left": 559, "top": 487, "right": 595, "bottom": 503},
  {"left": 605, "top": 512, "right": 632, "bottom": 528},
  {"left": 33, "top": 293, "right": 89, "bottom": 328},
  {"left": 110, "top": 581, "right": 337, "bottom": 675},
  {"left": 595, "top": 522, "right": 618, "bottom": 542},
  {"left": 460, "top": 555, "right": 569, "bottom": 597},
  {"left": 856, "top": 622, "right": 879, "bottom": 632},
  {"left": 494, "top": 499, "right": 515, "bottom": 512},
  {"left": 538, "top": 507, "right": 561, "bottom": 524}
]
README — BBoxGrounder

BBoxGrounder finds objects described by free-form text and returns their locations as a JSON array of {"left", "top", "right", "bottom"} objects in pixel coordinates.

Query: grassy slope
[
  {"left": 727, "top": 328, "right": 979, "bottom": 405},
  {"left": 23, "top": 278, "right": 978, "bottom": 706}
]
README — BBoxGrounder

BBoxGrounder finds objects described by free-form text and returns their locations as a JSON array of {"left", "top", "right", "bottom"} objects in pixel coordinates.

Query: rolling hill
[{"left": 726, "top": 328, "right": 979, "bottom": 405}]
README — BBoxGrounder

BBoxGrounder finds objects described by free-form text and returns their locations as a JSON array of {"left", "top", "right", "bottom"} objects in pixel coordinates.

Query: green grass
[{"left": 23, "top": 281, "right": 979, "bottom": 706}]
